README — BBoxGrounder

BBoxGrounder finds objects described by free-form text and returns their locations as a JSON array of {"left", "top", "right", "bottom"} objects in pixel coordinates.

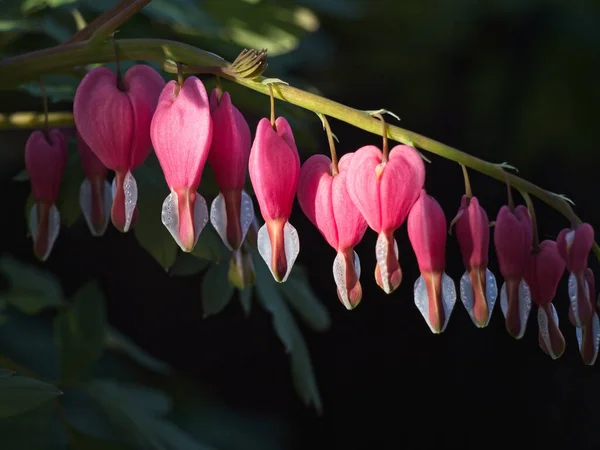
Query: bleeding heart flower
[
  {"left": 524, "top": 240, "right": 566, "bottom": 359},
  {"left": 346, "top": 145, "right": 425, "bottom": 294},
  {"left": 74, "top": 65, "right": 165, "bottom": 233},
  {"left": 25, "top": 129, "right": 68, "bottom": 261},
  {"left": 298, "top": 152, "right": 368, "bottom": 309},
  {"left": 77, "top": 132, "right": 112, "bottom": 237},
  {"left": 249, "top": 117, "right": 300, "bottom": 282},
  {"left": 557, "top": 223, "right": 595, "bottom": 327},
  {"left": 570, "top": 268, "right": 600, "bottom": 365},
  {"left": 150, "top": 76, "right": 212, "bottom": 252},
  {"left": 207, "top": 89, "right": 254, "bottom": 251},
  {"left": 493, "top": 205, "right": 533, "bottom": 339},
  {"left": 453, "top": 195, "right": 497, "bottom": 327},
  {"left": 407, "top": 190, "right": 456, "bottom": 333}
]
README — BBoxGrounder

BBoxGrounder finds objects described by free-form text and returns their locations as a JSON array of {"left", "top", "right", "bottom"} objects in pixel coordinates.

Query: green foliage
[
  {"left": 0, "top": 254, "right": 66, "bottom": 314},
  {"left": 54, "top": 282, "right": 106, "bottom": 384},
  {"left": 201, "top": 260, "right": 235, "bottom": 318},
  {"left": 133, "top": 163, "right": 179, "bottom": 271},
  {"left": 0, "top": 369, "right": 62, "bottom": 418}
]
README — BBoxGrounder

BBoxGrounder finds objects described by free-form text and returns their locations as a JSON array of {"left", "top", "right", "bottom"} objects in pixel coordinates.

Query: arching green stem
[{"left": 0, "top": 38, "right": 598, "bottom": 259}]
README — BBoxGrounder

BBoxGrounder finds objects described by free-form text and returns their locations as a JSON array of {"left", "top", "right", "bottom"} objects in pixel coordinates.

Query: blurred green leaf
[
  {"left": 238, "top": 287, "right": 253, "bottom": 317},
  {"left": 191, "top": 225, "right": 226, "bottom": 262},
  {"left": 66, "top": 424, "right": 132, "bottom": 450},
  {"left": 201, "top": 261, "right": 235, "bottom": 317},
  {"left": 0, "top": 254, "right": 66, "bottom": 314},
  {"left": 104, "top": 327, "right": 171, "bottom": 375},
  {"left": 253, "top": 253, "right": 322, "bottom": 413},
  {"left": 54, "top": 282, "right": 106, "bottom": 384},
  {"left": 0, "top": 369, "right": 61, "bottom": 418},
  {"left": 133, "top": 164, "right": 178, "bottom": 271},
  {"left": 169, "top": 252, "right": 209, "bottom": 277},
  {"left": 0, "top": 401, "right": 56, "bottom": 450},
  {"left": 278, "top": 266, "right": 330, "bottom": 332},
  {"left": 82, "top": 379, "right": 214, "bottom": 450},
  {"left": 56, "top": 140, "right": 86, "bottom": 228},
  {"left": 19, "top": 74, "right": 81, "bottom": 103}
]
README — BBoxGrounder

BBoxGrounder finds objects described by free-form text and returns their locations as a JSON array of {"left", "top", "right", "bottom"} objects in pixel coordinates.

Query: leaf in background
[
  {"left": 191, "top": 224, "right": 226, "bottom": 262},
  {"left": 56, "top": 139, "right": 85, "bottom": 228},
  {"left": 0, "top": 370, "right": 62, "bottom": 418},
  {"left": 0, "top": 254, "right": 66, "bottom": 314},
  {"left": 104, "top": 326, "right": 171, "bottom": 375},
  {"left": 0, "top": 401, "right": 56, "bottom": 450},
  {"left": 201, "top": 261, "right": 235, "bottom": 318},
  {"left": 253, "top": 253, "right": 323, "bottom": 413},
  {"left": 133, "top": 164, "right": 178, "bottom": 271},
  {"left": 19, "top": 74, "right": 81, "bottom": 103},
  {"left": 12, "top": 168, "right": 29, "bottom": 181},
  {"left": 82, "top": 379, "right": 215, "bottom": 450},
  {"left": 169, "top": 252, "right": 210, "bottom": 277},
  {"left": 143, "top": 0, "right": 220, "bottom": 34},
  {"left": 54, "top": 282, "right": 106, "bottom": 384},
  {"left": 65, "top": 424, "right": 131, "bottom": 450},
  {"left": 277, "top": 266, "right": 331, "bottom": 332},
  {"left": 238, "top": 287, "right": 253, "bottom": 317}
]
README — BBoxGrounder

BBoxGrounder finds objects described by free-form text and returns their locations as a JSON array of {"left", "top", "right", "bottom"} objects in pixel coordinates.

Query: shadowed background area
[{"left": 1, "top": 0, "right": 600, "bottom": 449}]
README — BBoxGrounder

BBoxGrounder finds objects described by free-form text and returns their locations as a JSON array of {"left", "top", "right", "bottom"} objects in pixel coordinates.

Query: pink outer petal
[
  {"left": 74, "top": 65, "right": 164, "bottom": 172},
  {"left": 455, "top": 195, "right": 490, "bottom": 270},
  {"left": 249, "top": 117, "right": 300, "bottom": 221},
  {"left": 407, "top": 190, "right": 447, "bottom": 273},
  {"left": 150, "top": 77, "right": 213, "bottom": 190},
  {"left": 345, "top": 145, "right": 383, "bottom": 231},
  {"left": 77, "top": 131, "right": 107, "bottom": 180},
  {"left": 208, "top": 89, "right": 251, "bottom": 190},
  {"left": 557, "top": 223, "right": 594, "bottom": 273},
  {"left": 524, "top": 240, "right": 565, "bottom": 306},
  {"left": 380, "top": 145, "right": 425, "bottom": 232},
  {"left": 125, "top": 65, "right": 166, "bottom": 169},
  {"left": 333, "top": 153, "right": 367, "bottom": 249},
  {"left": 297, "top": 154, "right": 338, "bottom": 249},
  {"left": 493, "top": 205, "right": 532, "bottom": 279},
  {"left": 25, "top": 129, "right": 68, "bottom": 203}
]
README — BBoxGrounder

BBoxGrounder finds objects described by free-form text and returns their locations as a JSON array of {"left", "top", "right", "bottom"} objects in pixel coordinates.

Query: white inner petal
[
  {"left": 79, "top": 179, "right": 112, "bottom": 237},
  {"left": 256, "top": 221, "right": 300, "bottom": 283},
  {"left": 537, "top": 304, "right": 560, "bottom": 359},
  {"left": 568, "top": 271, "right": 590, "bottom": 328},
  {"left": 111, "top": 170, "right": 138, "bottom": 233},
  {"left": 499, "top": 279, "right": 531, "bottom": 339},
  {"left": 333, "top": 252, "right": 350, "bottom": 310},
  {"left": 413, "top": 272, "right": 456, "bottom": 334},
  {"left": 161, "top": 190, "right": 208, "bottom": 252},
  {"left": 29, "top": 203, "right": 61, "bottom": 262}
]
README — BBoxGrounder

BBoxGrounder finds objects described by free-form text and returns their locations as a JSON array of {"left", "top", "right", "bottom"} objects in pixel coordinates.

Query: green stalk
[{"left": 1, "top": 38, "right": 597, "bottom": 259}]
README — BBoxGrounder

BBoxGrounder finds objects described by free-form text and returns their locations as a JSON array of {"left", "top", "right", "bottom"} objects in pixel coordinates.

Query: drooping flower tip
[
  {"left": 207, "top": 89, "right": 254, "bottom": 251},
  {"left": 249, "top": 116, "right": 301, "bottom": 282},
  {"left": 76, "top": 132, "right": 112, "bottom": 237},
  {"left": 345, "top": 144, "right": 425, "bottom": 294},
  {"left": 298, "top": 153, "right": 367, "bottom": 308},
  {"left": 408, "top": 190, "right": 456, "bottom": 334},
  {"left": 151, "top": 76, "right": 213, "bottom": 252},
  {"left": 25, "top": 129, "right": 68, "bottom": 261},
  {"left": 454, "top": 195, "right": 497, "bottom": 328},
  {"left": 494, "top": 204, "right": 533, "bottom": 340},
  {"left": 74, "top": 64, "right": 166, "bottom": 233}
]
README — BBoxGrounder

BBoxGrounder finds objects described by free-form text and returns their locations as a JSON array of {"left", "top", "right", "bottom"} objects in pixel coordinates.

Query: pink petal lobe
[
  {"left": 249, "top": 118, "right": 300, "bottom": 222},
  {"left": 379, "top": 145, "right": 425, "bottom": 232},
  {"left": 151, "top": 77, "right": 213, "bottom": 191},
  {"left": 297, "top": 154, "right": 338, "bottom": 249},
  {"left": 494, "top": 205, "right": 532, "bottom": 279},
  {"left": 407, "top": 190, "right": 447, "bottom": 273},
  {"left": 332, "top": 153, "right": 367, "bottom": 249},
  {"left": 124, "top": 65, "right": 166, "bottom": 169},
  {"left": 455, "top": 195, "right": 489, "bottom": 269},
  {"left": 77, "top": 131, "right": 107, "bottom": 180},
  {"left": 25, "top": 129, "right": 68, "bottom": 203},
  {"left": 524, "top": 240, "right": 565, "bottom": 306},
  {"left": 208, "top": 90, "right": 252, "bottom": 190},
  {"left": 345, "top": 145, "right": 383, "bottom": 231}
]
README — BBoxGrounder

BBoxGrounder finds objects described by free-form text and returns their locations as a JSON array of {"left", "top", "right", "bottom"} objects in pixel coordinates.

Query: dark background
[{"left": 3, "top": 0, "right": 600, "bottom": 449}]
